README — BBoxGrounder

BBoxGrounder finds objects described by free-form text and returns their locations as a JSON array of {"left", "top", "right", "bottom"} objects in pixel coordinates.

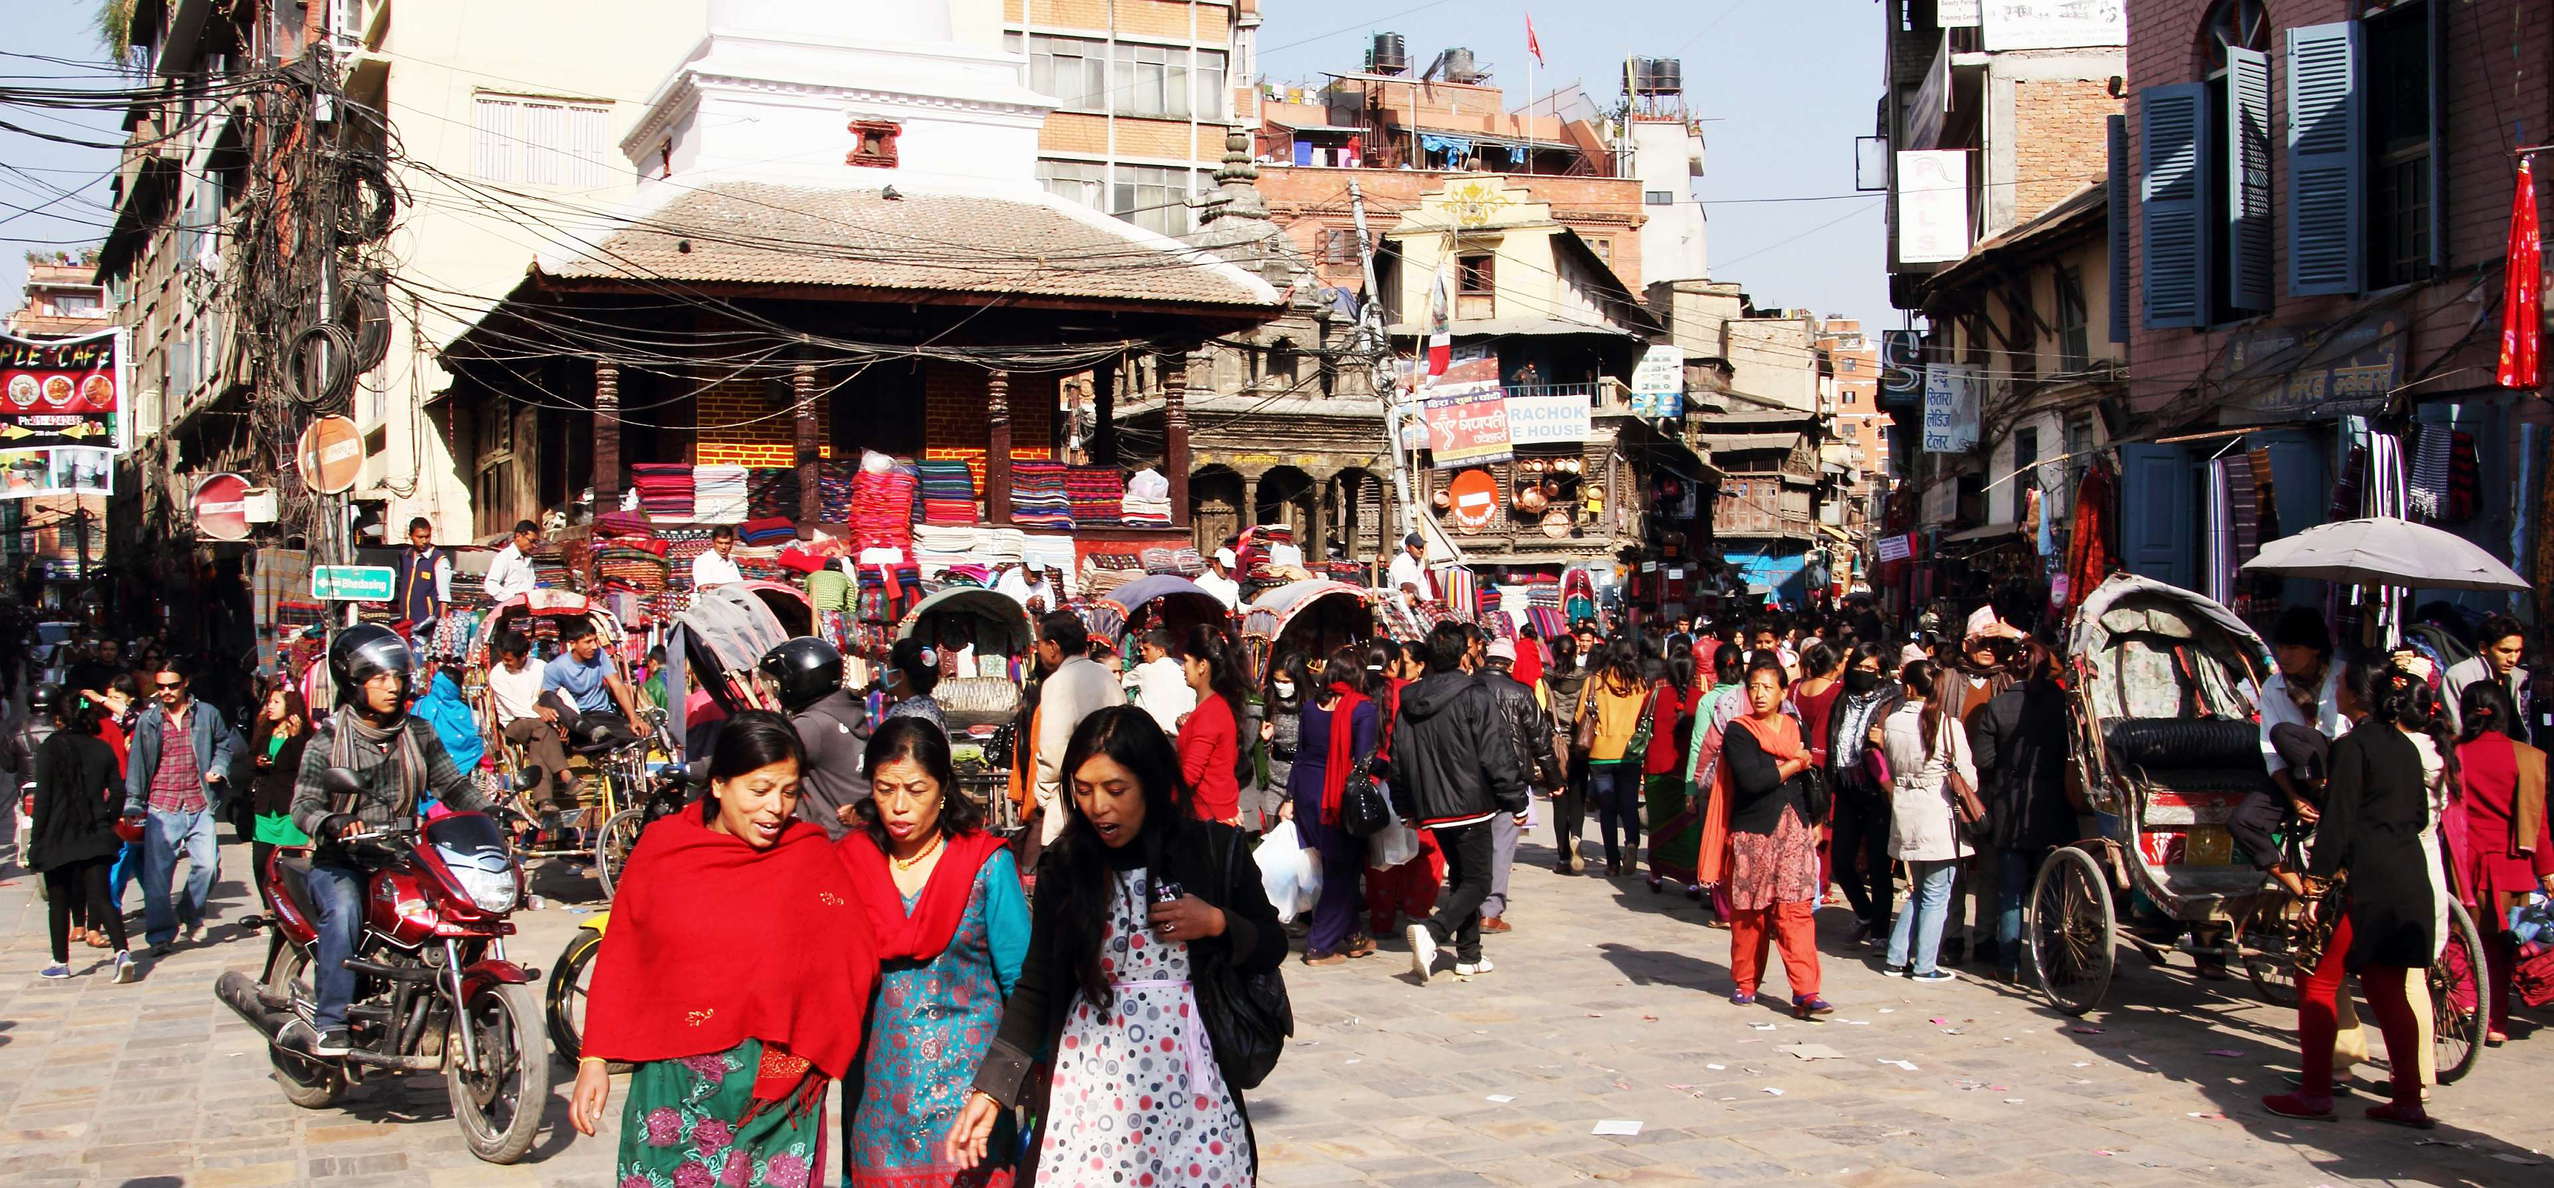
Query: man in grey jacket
[
  {"left": 1029, "top": 610, "right": 1124, "bottom": 856},
  {"left": 120, "top": 659, "right": 241, "bottom": 952}
]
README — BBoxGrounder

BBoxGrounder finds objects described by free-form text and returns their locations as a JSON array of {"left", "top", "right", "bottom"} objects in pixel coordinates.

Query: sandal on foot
[
  {"left": 2260, "top": 1093, "right": 2335, "bottom": 1120},
  {"left": 2364, "top": 1103, "right": 2436, "bottom": 1130}
]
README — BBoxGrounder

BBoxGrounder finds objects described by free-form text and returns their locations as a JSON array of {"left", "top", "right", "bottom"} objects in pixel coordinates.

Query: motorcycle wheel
[
  {"left": 544, "top": 927, "right": 603, "bottom": 1064},
  {"left": 446, "top": 980, "right": 549, "bottom": 1164},
  {"left": 593, "top": 808, "right": 645, "bottom": 899},
  {"left": 263, "top": 945, "right": 348, "bottom": 1108}
]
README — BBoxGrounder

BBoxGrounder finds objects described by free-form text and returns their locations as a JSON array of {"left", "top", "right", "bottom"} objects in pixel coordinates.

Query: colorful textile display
[
  {"left": 916, "top": 459, "right": 978, "bottom": 526},
  {"left": 632, "top": 463, "right": 694, "bottom": 520},
  {"left": 594, "top": 510, "right": 654, "bottom": 539},
  {"left": 849, "top": 466, "right": 919, "bottom": 553},
  {"left": 693, "top": 465, "right": 750, "bottom": 524},
  {"left": 746, "top": 467, "right": 802, "bottom": 521},
  {"left": 816, "top": 461, "right": 857, "bottom": 523},
  {"left": 737, "top": 516, "right": 798, "bottom": 546},
  {"left": 1010, "top": 461, "right": 1073, "bottom": 529},
  {"left": 1064, "top": 466, "right": 1124, "bottom": 528},
  {"left": 1121, "top": 467, "right": 1172, "bottom": 527}
]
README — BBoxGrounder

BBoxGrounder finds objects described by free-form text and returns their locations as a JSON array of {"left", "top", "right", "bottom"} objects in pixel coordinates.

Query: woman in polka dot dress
[{"left": 949, "top": 706, "right": 1288, "bottom": 1186}]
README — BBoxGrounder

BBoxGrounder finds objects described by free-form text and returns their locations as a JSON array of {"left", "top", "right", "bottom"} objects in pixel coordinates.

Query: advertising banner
[
  {"left": 1874, "top": 533, "right": 1914, "bottom": 563},
  {"left": 0, "top": 329, "right": 127, "bottom": 451},
  {"left": 1629, "top": 344, "right": 1684, "bottom": 418},
  {"left": 1422, "top": 381, "right": 1513, "bottom": 468},
  {"left": 0, "top": 447, "right": 113, "bottom": 498},
  {"left": 1922, "top": 363, "right": 1982, "bottom": 453},
  {"left": 1504, "top": 392, "right": 1591, "bottom": 444}
]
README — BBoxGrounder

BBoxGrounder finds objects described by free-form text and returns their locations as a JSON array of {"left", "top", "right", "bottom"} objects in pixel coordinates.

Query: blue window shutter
[
  {"left": 2117, "top": 443, "right": 2195, "bottom": 590},
  {"left": 2225, "top": 46, "right": 2274, "bottom": 311},
  {"left": 2139, "top": 84, "right": 2211, "bottom": 329},
  {"left": 2287, "top": 21, "right": 2363, "bottom": 296},
  {"left": 2107, "top": 114, "right": 2132, "bottom": 343}
]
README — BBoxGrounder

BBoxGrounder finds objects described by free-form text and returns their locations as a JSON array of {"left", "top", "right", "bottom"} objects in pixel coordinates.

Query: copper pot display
[{"left": 1514, "top": 486, "right": 1549, "bottom": 514}]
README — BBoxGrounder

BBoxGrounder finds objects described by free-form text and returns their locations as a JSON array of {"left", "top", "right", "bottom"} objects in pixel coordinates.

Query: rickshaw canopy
[{"left": 898, "top": 586, "right": 1035, "bottom": 654}]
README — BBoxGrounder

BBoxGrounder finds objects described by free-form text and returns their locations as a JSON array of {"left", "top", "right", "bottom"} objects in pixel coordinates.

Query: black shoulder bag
[{"left": 1194, "top": 827, "right": 1293, "bottom": 1091}]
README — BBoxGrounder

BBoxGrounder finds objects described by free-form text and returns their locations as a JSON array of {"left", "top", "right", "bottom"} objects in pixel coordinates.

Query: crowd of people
[{"left": 13, "top": 550, "right": 2553, "bottom": 1178}]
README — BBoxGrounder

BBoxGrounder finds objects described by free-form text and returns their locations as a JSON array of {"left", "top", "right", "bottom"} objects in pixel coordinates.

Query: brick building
[
  {"left": 1011, "top": 0, "right": 1253, "bottom": 237},
  {"left": 2115, "top": 0, "right": 2554, "bottom": 618}
]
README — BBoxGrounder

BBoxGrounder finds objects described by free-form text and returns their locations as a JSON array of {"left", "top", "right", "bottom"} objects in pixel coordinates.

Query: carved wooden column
[
  {"left": 1164, "top": 352, "right": 1191, "bottom": 529},
  {"left": 593, "top": 358, "right": 622, "bottom": 515},
  {"left": 792, "top": 362, "right": 821, "bottom": 523},
  {"left": 986, "top": 370, "right": 1012, "bottom": 525}
]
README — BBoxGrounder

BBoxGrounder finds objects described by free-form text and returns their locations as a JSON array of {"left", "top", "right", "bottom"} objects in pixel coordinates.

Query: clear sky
[
  {"left": 1257, "top": 0, "right": 1893, "bottom": 331},
  {"left": 0, "top": 4, "right": 126, "bottom": 313}
]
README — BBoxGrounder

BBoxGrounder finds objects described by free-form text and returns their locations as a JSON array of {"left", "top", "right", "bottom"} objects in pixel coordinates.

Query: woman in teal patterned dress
[
  {"left": 570, "top": 712, "right": 879, "bottom": 1188},
  {"left": 839, "top": 717, "right": 1030, "bottom": 1188}
]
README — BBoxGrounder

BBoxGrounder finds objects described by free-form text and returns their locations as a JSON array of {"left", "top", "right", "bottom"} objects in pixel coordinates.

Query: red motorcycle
[{"left": 215, "top": 773, "right": 550, "bottom": 1164}]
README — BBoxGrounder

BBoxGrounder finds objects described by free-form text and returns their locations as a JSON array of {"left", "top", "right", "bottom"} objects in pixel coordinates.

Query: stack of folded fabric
[
  {"left": 694, "top": 465, "right": 749, "bottom": 523},
  {"left": 660, "top": 527, "right": 715, "bottom": 594},
  {"left": 937, "top": 563, "right": 995, "bottom": 588},
  {"left": 447, "top": 566, "right": 487, "bottom": 608},
  {"left": 594, "top": 510, "right": 654, "bottom": 539},
  {"left": 1009, "top": 462, "right": 1073, "bottom": 529},
  {"left": 912, "top": 524, "right": 980, "bottom": 575},
  {"left": 916, "top": 459, "right": 978, "bottom": 525},
  {"left": 737, "top": 516, "right": 797, "bottom": 546},
  {"left": 1082, "top": 553, "right": 1144, "bottom": 597},
  {"left": 530, "top": 544, "right": 576, "bottom": 591},
  {"left": 735, "top": 546, "right": 787, "bottom": 583},
  {"left": 591, "top": 538, "right": 672, "bottom": 600},
  {"left": 633, "top": 464, "right": 694, "bottom": 520},
  {"left": 812, "top": 461, "right": 856, "bottom": 523},
  {"left": 849, "top": 465, "right": 918, "bottom": 552},
  {"left": 1065, "top": 466, "right": 1123, "bottom": 528},
  {"left": 746, "top": 467, "right": 802, "bottom": 520},
  {"left": 1121, "top": 468, "right": 1172, "bottom": 527}
]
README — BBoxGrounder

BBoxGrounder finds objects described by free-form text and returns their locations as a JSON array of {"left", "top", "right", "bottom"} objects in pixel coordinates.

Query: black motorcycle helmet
[
  {"left": 757, "top": 636, "right": 843, "bottom": 713},
  {"left": 329, "top": 623, "right": 415, "bottom": 714},
  {"left": 27, "top": 683, "right": 61, "bottom": 716}
]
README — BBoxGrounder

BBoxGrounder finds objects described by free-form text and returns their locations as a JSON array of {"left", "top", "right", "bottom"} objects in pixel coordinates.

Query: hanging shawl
[
  {"left": 1318, "top": 681, "right": 1371, "bottom": 826},
  {"left": 1683, "top": 682, "right": 1748, "bottom": 886}
]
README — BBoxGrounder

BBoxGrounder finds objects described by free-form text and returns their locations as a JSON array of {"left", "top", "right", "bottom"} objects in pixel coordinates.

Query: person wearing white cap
[
  {"left": 1197, "top": 546, "right": 1241, "bottom": 609},
  {"left": 1478, "top": 637, "right": 1561, "bottom": 933}
]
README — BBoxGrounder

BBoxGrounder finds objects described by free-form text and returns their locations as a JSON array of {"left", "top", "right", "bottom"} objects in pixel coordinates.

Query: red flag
[
  {"left": 2499, "top": 158, "right": 2541, "bottom": 389},
  {"left": 1526, "top": 13, "right": 1545, "bottom": 67}
]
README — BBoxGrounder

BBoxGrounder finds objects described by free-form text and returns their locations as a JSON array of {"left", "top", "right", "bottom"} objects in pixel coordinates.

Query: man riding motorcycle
[
  {"left": 757, "top": 636, "right": 869, "bottom": 838},
  {"left": 277, "top": 625, "right": 490, "bottom": 1059}
]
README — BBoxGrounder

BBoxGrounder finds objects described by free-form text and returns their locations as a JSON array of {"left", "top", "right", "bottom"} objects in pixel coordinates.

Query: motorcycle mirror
[
  {"left": 319, "top": 766, "right": 364, "bottom": 805},
  {"left": 679, "top": 759, "right": 710, "bottom": 787}
]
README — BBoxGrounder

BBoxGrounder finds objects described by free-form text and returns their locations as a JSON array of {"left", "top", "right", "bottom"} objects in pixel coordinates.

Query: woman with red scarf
[
  {"left": 839, "top": 717, "right": 1027, "bottom": 1187},
  {"left": 570, "top": 712, "right": 879, "bottom": 1188},
  {"left": 1290, "top": 643, "right": 1381, "bottom": 964},
  {"left": 1719, "top": 655, "right": 1832, "bottom": 1019}
]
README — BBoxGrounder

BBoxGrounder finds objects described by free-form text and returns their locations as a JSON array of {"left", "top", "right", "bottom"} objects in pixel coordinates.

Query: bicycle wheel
[
  {"left": 2029, "top": 845, "right": 2115, "bottom": 1017},
  {"left": 2430, "top": 898, "right": 2488, "bottom": 1086},
  {"left": 593, "top": 808, "right": 646, "bottom": 899},
  {"left": 2234, "top": 897, "right": 2303, "bottom": 1009}
]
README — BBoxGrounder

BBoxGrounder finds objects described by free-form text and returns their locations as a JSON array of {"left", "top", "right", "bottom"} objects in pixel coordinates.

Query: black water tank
[
  {"left": 1368, "top": 32, "right": 1409, "bottom": 75},
  {"left": 1646, "top": 57, "right": 1683, "bottom": 95}
]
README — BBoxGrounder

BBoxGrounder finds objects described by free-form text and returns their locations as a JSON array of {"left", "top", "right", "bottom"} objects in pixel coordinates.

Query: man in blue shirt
[{"left": 541, "top": 616, "right": 642, "bottom": 734}]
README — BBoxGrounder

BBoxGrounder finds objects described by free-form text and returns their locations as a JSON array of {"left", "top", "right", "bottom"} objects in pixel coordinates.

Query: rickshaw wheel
[
  {"left": 2233, "top": 898, "right": 2304, "bottom": 1009},
  {"left": 2430, "top": 899, "right": 2489, "bottom": 1086},
  {"left": 2029, "top": 846, "right": 2116, "bottom": 1017}
]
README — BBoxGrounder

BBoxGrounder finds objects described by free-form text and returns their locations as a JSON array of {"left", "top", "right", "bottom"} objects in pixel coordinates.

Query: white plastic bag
[
  {"left": 1254, "top": 820, "right": 1321, "bottom": 922},
  {"left": 1367, "top": 794, "right": 1420, "bottom": 869}
]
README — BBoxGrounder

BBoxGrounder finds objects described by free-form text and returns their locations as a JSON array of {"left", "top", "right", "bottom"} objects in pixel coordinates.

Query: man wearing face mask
[{"left": 1826, "top": 643, "right": 1900, "bottom": 943}]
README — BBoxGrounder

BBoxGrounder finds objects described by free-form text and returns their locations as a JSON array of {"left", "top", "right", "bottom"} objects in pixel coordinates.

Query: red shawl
[
  {"left": 836, "top": 829, "right": 1008, "bottom": 964},
  {"left": 1320, "top": 681, "right": 1370, "bottom": 826},
  {"left": 581, "top": 812, "right": 878, "bottom": 1080},
  {"left": 1511, "top": 639, "right": 1544, "bottom": 689}
]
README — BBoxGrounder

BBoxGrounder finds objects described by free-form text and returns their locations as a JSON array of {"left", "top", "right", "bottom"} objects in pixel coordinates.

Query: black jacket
[
  {"left": 1827, "top": 685, "right": 1899, "bottom": 803},
  {"left": 972, "top": 819, "right": 1286, "bottom": 1176},
  {"left": 1483, "top": 666, "right": 1561, "bottom": 792},
  {"left": 1722, "top": 724, "right": 1806, "bottom": 835},
  {"left": 1969, "top": 678, "right": 2073, "bottom": 853},
  {"left": 2314, "top": 722, "right": 2444, "bottom": 970},
  {"left": 30, "top": 730, "right": 121, "bottom": 871},
  {"left": 1390, "top": 671, "right": 1527, "bottom": 824},
  {"left": 789, "top": 689, "right": 871, "bottom": 839}
]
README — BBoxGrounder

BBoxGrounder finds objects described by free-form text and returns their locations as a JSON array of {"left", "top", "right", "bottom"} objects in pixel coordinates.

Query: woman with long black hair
[
  {"left": 949, "top": 707, "right": 1285, "bottom": 1184},
  {"left": 1176, "top": 626, "right": 1255, "bottom": 826},
  {"left": 1258, "top": 652, "right": 1311, "bottom": 834},
  {"left": 1288, "top": 644, "right": 1381, "bottom": 965},
  {"left": 2262, "top": 659, "right": 2450, "bottom": 1129},
  {"left": 1580, "top": 640, "right": 1654, "bottom": 876}
]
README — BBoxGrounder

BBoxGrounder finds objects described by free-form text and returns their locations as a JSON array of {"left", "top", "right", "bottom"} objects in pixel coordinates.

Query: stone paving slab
[{"left": 2, "top": 831, "right": 2550, "bottom": 1185}]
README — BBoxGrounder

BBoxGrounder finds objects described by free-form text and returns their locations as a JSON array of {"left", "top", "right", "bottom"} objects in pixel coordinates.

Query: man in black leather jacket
[
  {"left": 1478, "top": 639, "right": 1559, "bottom": 932},
  {"left": 1392, "top": 621, "right": 1526, "bottom": 983}
]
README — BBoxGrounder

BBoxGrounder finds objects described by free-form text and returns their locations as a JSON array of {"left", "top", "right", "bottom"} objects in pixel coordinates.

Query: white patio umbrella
[{"left": 2240, "top": 516, "right": 2530, "bottom": 592}]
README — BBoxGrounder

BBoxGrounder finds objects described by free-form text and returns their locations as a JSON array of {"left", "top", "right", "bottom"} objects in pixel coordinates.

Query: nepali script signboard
[
  {"left": 0, "top": 329, "right": 128, "bottom": 451},
  {"left": 1423, "top": 381, "right": 1513, "bottom": 468},
  {"left": 1922, "top": 364, "right": 1981, "bottom": 453}
]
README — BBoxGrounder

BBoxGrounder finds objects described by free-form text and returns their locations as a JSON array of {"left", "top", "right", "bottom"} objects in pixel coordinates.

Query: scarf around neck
[
  {"left": 838, "top": 829, "right": 1006, "bottom": 964},
  {"left": 1319, "top": 681, "right": 1369, "bottom": 826}
]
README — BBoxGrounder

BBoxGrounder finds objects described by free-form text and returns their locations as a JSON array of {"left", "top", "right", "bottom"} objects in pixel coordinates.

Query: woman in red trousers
[{"left": 1718, "top": 654, "right": 1830, "bottom": 1019}]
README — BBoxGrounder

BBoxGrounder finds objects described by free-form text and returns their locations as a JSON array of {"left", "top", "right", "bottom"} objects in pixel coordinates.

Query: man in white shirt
[
  {"left": 2442, "top": 614, "right": 2529, "bottom": 734},
  {"left": 994, "top": 564, "right": 1059, "bottom": 613},
  {"left": 1029, "top": 611, "right": 1126, "bottom": 853},
  {"left": 1387, "top": 532, "right": 1432, "bottom": 603},
  {"left": 487, "top": 631, "right": 572, "bottom": 813},
  {"left": 1129, "top": 628, "right": 1195, "bottom": 734},
  {"left": 1196, "top": 547, "right": 1241, "bottom": 609},
  {"left": 2232, "top": 607, "right": 2345, "bottom": 897},
  {"left": 482, "top": 520, "right": 540, "bottom": 604},
  {"left": 691, "top": 525, "right": 744, "bottom": 589}
]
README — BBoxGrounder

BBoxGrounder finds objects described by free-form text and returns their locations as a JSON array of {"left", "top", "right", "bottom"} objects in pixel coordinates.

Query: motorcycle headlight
[{"left": 450, "top": 863, "right": 518, "bottom": 913}]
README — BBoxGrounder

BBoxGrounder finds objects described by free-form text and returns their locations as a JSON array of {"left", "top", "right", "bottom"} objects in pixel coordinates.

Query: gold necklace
[{"left": 892, "top": 833, "right": 945, "bottom": 870}]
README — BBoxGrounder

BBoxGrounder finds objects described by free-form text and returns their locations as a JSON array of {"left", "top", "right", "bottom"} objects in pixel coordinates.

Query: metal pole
[{"left": 1347, "top": 181, "right": 1419, "bottom": 544}]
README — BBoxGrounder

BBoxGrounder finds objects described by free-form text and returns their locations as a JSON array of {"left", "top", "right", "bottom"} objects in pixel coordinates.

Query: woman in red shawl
[
  {"left": 1289, "top": 644, "right": 1381, "bottom": 964},
  {"left": 839, "top": 716, "right": 1027, "bottom": 1186},
  {"left": 569, "top": 711, "right": 878, "bottom": 1188},
  {"left": 2447, "top": 682, "right": 2554, "bottom": 1044}
]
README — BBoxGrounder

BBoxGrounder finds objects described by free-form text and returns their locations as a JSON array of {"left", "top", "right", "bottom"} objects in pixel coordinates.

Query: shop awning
[
  {"left": 1700, "top": 432, "right": 1804, "bottom": 454},
  {"left": 1385, "top": 316, "right": 1645, "bottom": 340},
  {"left": 1943, "top": 521, "right": 2022, "bottom": 543}
]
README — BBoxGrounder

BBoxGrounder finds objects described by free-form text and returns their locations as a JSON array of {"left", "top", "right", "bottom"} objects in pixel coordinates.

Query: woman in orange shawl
[{"left": 1717, "top": 654, "right": 1830, "bottom": 1019}]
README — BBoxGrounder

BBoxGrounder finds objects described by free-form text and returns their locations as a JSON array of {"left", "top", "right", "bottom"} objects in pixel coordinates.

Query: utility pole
[{"left": 1348, "top": 180, "right": 1421, "bottom": 549}]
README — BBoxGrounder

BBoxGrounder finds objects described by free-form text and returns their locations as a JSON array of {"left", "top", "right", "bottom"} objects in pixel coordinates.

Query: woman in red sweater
[{"left": 1175, "top": 625, "right": 1253, "bottom": 825}]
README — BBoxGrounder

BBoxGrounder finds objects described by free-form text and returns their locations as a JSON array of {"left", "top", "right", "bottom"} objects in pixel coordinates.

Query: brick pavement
[{"left": 1, "top": 833, "right": 2547, "bottom": 1186}]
